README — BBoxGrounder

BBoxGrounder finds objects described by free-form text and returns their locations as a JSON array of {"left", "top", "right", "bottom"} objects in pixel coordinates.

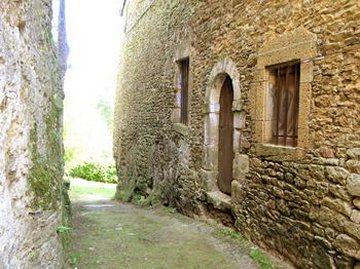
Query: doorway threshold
[{"left": 206, "top": 191, "right": 232, "bottom": 211}]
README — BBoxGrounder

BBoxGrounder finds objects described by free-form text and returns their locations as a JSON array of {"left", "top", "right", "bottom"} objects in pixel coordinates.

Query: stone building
[
  {"left": 114, "top": 0, "right": 360, "bottom": 268},
  {"left": 0, "top": 0, "right": 66, "bottom": 268}
]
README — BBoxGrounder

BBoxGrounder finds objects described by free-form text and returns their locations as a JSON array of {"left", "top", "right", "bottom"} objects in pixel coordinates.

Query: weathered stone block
[
  {"left": 233, "top": 154, "right": 249, "bottom": 180},
  {"left": 322, "top": 197, "right": 352, "bottom": 217},
  {"left": 350, "top": 209, "right": 360, "bottom": 224},
  {"left": 233, "top": 112, "right": 244, "bottom": 129},
  {"left": 354, "top": 198, "right": 360, "bottom": 209},
  {"left": 173, "top": 123, "right": 189, "bottom": 136},
  {"left": 329, "top": 184, "right": 352, "bottom": 201},
  {"left": 233, "top": 129, "right": 241, "bottom": 153},
  {"left": 171, "top": 108, "right": 180, "bottom": 123},
  {"left": 325, "top": 166, "right": 350, "bottom": 185},
  {"left": 231, "top": 180, "right": 243, "bottom": 202},
  {"left": 232, "top": 100, "right": 243, "bottom": 112},
  {"left": 203, "top": 145, "right": 217, "bottom": 170},
  {"left": 206, "top": 191, "right": 231, "bottom": 211},
  {"left": 343, "top": 220, "right": 360, "bottom": 241},
  {"left": 347, "top": 174, "right": 360, "bottom": 196},
  {"left": 347, "top": 148, "right": 360, "bottom": 159},
  {"left": 346, "top": 160, "right": 360, "bottom": 173},
  {"left": 333, "top": 234, "right": 360, "bottom": 259},
  {"left": 200, "top": 169, "right": 217, "bottom": 191}
]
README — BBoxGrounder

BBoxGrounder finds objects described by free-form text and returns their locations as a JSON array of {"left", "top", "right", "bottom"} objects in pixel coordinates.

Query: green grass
[
  {"left": 249, "top": 248, "right": 275, "bottom": 269},
  {"left": 69, "top": 178, "right": 116, "bottom": 200},
  {"left": 216, "top": 229, "right": 285, "bottom": 269},
  {"left": 66, "top": 179, "right": 289, "bottom": 269},
  {"left": 69, "top": 208, "right": 238, "bottom": 269},
  {"left": 216, "top": 227, "right": 243, "bottom": 239}
]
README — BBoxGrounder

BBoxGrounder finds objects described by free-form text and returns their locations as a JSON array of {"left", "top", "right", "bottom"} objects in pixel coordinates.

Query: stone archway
[{"left": 202, "top": 57, "right": 242, "bottom": 194}]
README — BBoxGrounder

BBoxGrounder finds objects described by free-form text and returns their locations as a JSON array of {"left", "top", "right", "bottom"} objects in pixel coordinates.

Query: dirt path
[{"left": 67, "top": 179, "right": 288, "bottom": 269}]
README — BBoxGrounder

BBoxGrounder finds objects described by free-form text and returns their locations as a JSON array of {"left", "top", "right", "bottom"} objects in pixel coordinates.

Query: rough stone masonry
[
  {"left": 0, "top": 0, "right": 65, "bottom": 268},
  {"left": 114, "top": 0, "right": 360, "bottom": 268}
]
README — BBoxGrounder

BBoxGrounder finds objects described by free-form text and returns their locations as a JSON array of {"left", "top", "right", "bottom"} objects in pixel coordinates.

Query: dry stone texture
[
  {"left": 0, "top": 1, "right": 64, "bottom": 268},
  {"left": 114, "top": 0, "right": 360, "bottom": 268}
]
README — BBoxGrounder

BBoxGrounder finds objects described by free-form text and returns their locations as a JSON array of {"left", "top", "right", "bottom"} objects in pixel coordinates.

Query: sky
[{"left": 63, "top": 0, "right": 125, "bottom": 165}]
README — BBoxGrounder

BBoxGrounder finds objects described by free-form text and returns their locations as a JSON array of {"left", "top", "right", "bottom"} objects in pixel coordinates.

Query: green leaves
[{"left": 68, "top": 162, "right": 118, "bottom": 183}]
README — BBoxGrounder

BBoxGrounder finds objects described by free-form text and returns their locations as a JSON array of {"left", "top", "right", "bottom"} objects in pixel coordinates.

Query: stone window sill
[
  {"left": 206, "top": 191, "right": 232, "bottom": 211},
  {"left": 173, "top": 123, "right": 189, "bottom": 136},
  {"left": 255, "top": 143, "right": 305, "bottom": 161}
]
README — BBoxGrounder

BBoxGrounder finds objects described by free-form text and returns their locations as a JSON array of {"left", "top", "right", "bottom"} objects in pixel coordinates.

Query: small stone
[
  {"left": 350, "top": 210, "right": 360, "bottom": 224},
  {"left": 314, "top": 235, "right": 332, "bottom": 249},
  {"left": 325, "top": 227, "right": 336, "bottom": 239},
  {"left": 333, "top": 234, "right": 360, "bottom": 258},
  {"left": 88, "top": 247, "right": 95, "bottom": 251},
  {"left": 233, "top": 154, "right": 249, "bottom": 179},
  {"left": 347, "top": 148, "right": 360, "bottom": 159},
  {"left": 314, "top": 158, "right": 340, "bottom": 166},
  {"left": 346, "top": 160, "right": 360, "bottom": 173},
  {"left": 325, "top": 166, "right": 349, "bottom": 185},
  {"left": 319, "top": 146, "right": 335, "bottom": 158},
  {"left": 343, "top": 220, "right": 360, "bottom": 241},
  {"left": 347, "top": 174, "right": 360, "bottom": 196},
  {"left": 322, "top": 197, "right": 352, "bottom": 217},
  {"left": 353, "top": 198, "right": 360, "bottom": 209},
  {"left": 284, "top": 172, "right": 294, "bottom": 183}
]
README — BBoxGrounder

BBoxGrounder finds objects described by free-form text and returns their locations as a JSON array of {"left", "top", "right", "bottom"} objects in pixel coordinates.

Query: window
[
  {"left": 178, "top": 58, "right": 189, "bottom": 125},
  {"left": 172, "top": 42, "right": 191, "bottom": 133},
  {"left": 266, "top": 61, "right": 300, "bottom": 147},
  {"left": 254, "top": 28, "right": 316, "bottom": 158}
]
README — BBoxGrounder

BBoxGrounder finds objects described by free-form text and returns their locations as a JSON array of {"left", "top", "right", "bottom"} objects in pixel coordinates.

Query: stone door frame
[{"left": 202, "top": 57, "right": 242, "bottom": 194}]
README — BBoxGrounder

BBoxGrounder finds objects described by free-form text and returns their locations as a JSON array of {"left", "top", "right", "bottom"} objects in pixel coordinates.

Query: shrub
[{"left": 68, "top": 162, "right": 118, "bottom": 183}]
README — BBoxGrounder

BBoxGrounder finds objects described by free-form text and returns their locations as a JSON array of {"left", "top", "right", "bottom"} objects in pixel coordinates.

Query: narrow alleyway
[{"left": 66, "top": 179, "right": 288, "bottom": 269}]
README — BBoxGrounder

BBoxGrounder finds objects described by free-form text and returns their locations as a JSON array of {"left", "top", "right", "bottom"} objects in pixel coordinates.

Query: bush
[{"left": 68, "top": 162, "right": 118, "bottom": 183}]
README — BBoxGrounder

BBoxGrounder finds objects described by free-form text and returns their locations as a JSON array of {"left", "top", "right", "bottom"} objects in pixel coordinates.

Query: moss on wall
[{"left": 27, "top": 57, "right": 64, "bottom": 211}]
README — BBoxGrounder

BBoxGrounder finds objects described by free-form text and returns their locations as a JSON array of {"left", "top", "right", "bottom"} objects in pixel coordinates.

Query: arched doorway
[
  {"left": 203, "top": 57, "right": 244, "bottom": 195},
  {"left": 218, "top": 76, "right": 234, "bottom": 194}
]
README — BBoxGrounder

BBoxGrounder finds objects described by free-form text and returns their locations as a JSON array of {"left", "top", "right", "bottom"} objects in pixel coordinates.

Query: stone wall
[
  {"left": 0, "top": 0, "right": 64, "bottom": 268},
  {"left": 114, "top": 0, "right": 360, "bottom": 268},
  {"left": 114, "top": 0, "right": 202, "bottom": 212}
]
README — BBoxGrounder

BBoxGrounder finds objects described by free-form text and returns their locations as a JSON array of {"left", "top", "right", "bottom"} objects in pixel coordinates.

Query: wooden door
[{"left": 218, "top": 76, "right": 234, "bottom": 195}]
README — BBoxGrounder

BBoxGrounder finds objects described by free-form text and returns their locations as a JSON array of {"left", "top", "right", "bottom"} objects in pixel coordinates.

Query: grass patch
[
  {"left": 69, "top": 253, "right": 80, "bottom": 268},
  {"left": 114, "top": 190, "right": 146, "bottom": 205},
  {"left": 114, "top": 188, "right": 133, "bottom": 202},
  {"left": 160, "top": 206, "right": 178, "bottom": 215},
  {"left": 69, "top": 178, "right": 116, "bottom": 200},
  {"left": 69, "top": 208, "right": 238, "bottom": 269},
  {"left": 249, "top": 248, "right": 275, "bottom": 269},
  {"left": 216, "top": 227, "right": 243, "bottom": 239},
  {"left": 60, "top": 179, "right": 72, "bottom": 250},
  {"left": 214, "top": 227, "right": 247, "bottom": 246}
]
